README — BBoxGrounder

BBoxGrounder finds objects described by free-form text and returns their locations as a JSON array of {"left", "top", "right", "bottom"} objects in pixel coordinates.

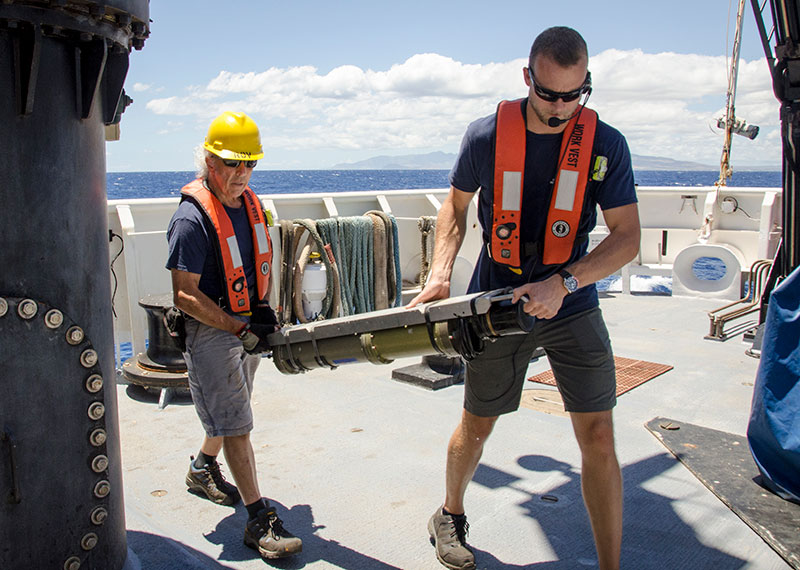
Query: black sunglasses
[
  {"left": 221, "top": 158, "right": 258, "bottom": 169},
  {"left": 528, "top": 68, "right": 591, "bottom": 103}
]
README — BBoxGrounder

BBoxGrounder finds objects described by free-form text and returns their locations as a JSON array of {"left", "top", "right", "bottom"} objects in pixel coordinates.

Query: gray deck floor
[{"left": 119, "top": 293, "right": 793, "bottom": 569}]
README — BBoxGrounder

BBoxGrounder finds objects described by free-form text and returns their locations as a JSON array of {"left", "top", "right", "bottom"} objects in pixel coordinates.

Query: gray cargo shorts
[
  {"left": 183, "top": 318, "right": 261, "bottom": 437},
  {"left": 464, "top": 307, "right": 616, "bottom": 416}
]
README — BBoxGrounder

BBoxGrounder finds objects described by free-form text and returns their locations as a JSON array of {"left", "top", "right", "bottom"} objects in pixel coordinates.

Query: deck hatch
[{"left": 527, "top": 356, "right": 673, "bottom": 396}]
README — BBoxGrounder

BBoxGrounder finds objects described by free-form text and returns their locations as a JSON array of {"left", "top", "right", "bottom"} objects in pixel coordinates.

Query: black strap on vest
[{"left": 482, "top": 233, "right": 590, "bottom": 267}]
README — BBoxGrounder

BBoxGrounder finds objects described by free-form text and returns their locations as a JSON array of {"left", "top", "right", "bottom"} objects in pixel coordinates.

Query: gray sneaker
[
  {"left": 428, "top": 507, "right": 476, "bottom": 570},
  {"left": 185, "top": 457, "right": 240, "bottom": 506},
  {"left": 244, "top": 506, "right": 303, "bottom": 559}
]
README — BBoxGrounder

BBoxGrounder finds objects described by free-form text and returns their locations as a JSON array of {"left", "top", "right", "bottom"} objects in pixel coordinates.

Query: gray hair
[
  {"left": 529, "top": 26, "right": 588, "bottom": 69},
  {"left": 193, "top": 145, "right": 213, "bottom": 179}
]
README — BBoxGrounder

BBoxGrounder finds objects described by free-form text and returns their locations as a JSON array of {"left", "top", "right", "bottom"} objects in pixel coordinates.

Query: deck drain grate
[{"left": 527, "top": 356, "right": 673, "bottom": 396}]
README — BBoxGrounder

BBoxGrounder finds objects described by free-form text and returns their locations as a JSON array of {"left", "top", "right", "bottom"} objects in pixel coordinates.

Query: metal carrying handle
[
  {"left": 490, "top": 290, "right": 530, "bottom": 304},
  {"left": 1, "top": 429, "right": 21, "bottom": 504}
]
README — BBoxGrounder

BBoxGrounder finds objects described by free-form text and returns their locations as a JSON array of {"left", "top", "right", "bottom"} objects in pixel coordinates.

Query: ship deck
[{"left": 118, "top": 292, "right": 797, "bottom": 569}]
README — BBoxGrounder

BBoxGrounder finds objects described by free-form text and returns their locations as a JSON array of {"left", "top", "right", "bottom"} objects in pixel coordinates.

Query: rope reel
[{"left": 278, "top": 213, "right": 402, "bottom": 325}]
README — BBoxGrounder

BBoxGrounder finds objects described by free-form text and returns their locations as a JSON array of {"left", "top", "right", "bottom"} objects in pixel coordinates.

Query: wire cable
[{"left": 109, "top": 230, "right": 124, "bottom": 319}]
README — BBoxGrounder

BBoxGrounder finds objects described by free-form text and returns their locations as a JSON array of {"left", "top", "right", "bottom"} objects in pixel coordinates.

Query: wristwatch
[{"left": 559, "top": 269, "right": 579, "bottom": 294}]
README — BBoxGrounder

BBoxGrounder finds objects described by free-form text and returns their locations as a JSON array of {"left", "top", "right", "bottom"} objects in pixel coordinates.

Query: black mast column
[{"left": 0, "top": 2, "right": 148, "bottom": 569}]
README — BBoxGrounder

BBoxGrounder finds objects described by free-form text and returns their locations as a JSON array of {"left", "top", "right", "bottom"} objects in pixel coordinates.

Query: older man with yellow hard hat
[{"left": 166, "top": 111, "right": 301, "bottom": 561}]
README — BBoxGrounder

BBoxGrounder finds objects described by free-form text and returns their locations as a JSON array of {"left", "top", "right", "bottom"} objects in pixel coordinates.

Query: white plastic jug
[{"left": 301, "top": 258, "right": 327, "bottom": 320}]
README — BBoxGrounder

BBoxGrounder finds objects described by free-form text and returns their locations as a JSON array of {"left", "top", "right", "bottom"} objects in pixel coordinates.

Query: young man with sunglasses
[
  {"left": 166, "top": 111, "right": 302, "bottom": 561},
  {"left": 409, "top": 27, "right": 640, "bottom": 570}
]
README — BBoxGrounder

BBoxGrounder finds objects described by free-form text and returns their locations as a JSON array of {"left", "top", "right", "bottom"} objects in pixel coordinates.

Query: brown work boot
[
  {"left": 244, "top": 505, "right": 303, "bottom": 560},
  {"left": 185, "top": 456, "right": 240, "bottom": 506},
  {"left": 428, "top": 507, "right": 476, "bottom": 570}
]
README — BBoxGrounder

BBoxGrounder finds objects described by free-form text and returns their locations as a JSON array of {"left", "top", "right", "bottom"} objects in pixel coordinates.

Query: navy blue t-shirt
[
  {"left": 166, "top": 191, "right": 256, "bottom": 311},
  {"left": 449, "top": 103, "right": 637, "bottom": 320}
]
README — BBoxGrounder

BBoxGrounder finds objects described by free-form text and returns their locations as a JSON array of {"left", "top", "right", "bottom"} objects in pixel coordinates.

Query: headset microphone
[{"left": 547, "top": 116, "right": 569, "bottom": 127}]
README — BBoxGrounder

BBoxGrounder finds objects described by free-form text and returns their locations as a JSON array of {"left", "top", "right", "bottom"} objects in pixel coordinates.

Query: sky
[{"left": 107, "top": 0, "right": 782, "bottom": 172}]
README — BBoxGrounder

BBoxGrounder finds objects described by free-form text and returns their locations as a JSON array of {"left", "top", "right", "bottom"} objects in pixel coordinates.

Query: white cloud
[
  {"left": 145, "top": 49, "right": 780, "bottom": 167},
  {"left": 155, "top": 121, "right": 185, "bottom": 136},
  {"left": 587, "top": 50, "right": 776, "bottom": 165}
]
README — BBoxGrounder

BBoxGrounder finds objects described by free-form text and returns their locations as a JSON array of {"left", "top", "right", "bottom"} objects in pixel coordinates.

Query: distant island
[
  {"left": 330, "top": 151, "right": 456, "bottom": 170},
  {"left": 329, "top": 151, "right": 779, "bottom": 171},
  {"left": 630, "top": 154, "right": 777, "bottom": 172}
]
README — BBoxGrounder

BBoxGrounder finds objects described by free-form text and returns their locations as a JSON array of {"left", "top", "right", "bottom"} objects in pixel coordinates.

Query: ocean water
[
  {"left": 105, "top": 169, "right": 781, "bottom": 201},
  {"left": 107, "top": 170, "right": 455, "bottom": 200}
]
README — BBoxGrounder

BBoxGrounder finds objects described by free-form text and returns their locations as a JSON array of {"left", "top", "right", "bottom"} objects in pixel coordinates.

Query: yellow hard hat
[{"left": 203, "top": 111, "right": 264, "bottom": 160}]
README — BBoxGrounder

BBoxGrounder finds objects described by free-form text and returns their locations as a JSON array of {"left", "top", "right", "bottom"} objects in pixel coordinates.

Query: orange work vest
[
  {"left": 180, "top": 179, "right": 272, "bottom": 313},
  {"left": 491, "top": 98, "right": 598, "bottom": 268}
]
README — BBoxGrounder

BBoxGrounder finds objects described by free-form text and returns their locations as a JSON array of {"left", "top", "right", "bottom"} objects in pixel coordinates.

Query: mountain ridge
[{"left": 329, "top": 151, "right": 779, "bottom": 171}]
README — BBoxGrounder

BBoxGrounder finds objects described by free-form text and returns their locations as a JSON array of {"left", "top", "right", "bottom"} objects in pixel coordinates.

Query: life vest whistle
[
  {"left": 180, "top": 179, "right": 272, "bottom": 313},
  {"left": 491, "top": 99, "right": 598, "bottom": 268}
]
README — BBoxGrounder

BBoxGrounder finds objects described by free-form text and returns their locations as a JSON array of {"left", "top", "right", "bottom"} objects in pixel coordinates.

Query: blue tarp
[{"left": 747, "top": 264, "right": 800, "bottom": 503}]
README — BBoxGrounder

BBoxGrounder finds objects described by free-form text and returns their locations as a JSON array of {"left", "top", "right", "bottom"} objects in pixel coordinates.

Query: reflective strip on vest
[
  {"left": 501, "top": 171, "right": 522, "bottom": 211},
  {"left": 491, "top": 98, "right": 597, "bottom": 268},
  {"left": 226, "top": 235, "right": 243, "bottom": 268},
  {"left": 554, "top": 170, "right": 579, "bottom": 211},
  {"left": 254, "top": 223, "right": 270, "bottom": 255},
  {"left": 180, "top": 179, "right": 273, "bottom": 312}
]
